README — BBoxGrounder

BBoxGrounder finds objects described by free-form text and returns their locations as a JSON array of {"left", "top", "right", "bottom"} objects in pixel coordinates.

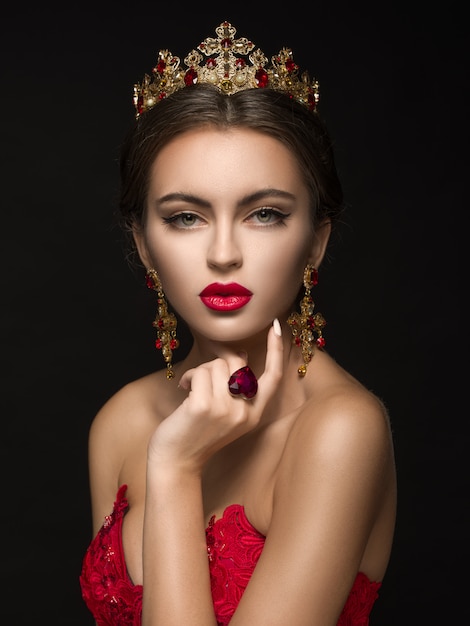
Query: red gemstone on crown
[
  {"left": 286, "top": 59, "right": 297, "bottom": 73},
  {"left": 308, "top": 92, "right": 317, "bottom": 111},
  {"left": 255, "top": 68, "right": 269, "bottom": 88},
  {"left": 228, "top": 366, "right": 258, "bottom": 399},
  {"left": 156, "top": 60, "right": 166, "bottom": 74},
  {"left": 184, "top": 68, "right": 198, "bottom": 86}
]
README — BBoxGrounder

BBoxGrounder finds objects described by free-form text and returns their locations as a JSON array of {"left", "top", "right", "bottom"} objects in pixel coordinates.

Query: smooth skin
[{"left": 88, "top": 128, "right": 396, "bottom": 626}]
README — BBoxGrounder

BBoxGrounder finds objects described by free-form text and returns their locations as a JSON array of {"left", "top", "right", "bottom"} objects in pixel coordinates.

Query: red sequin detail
[
  {"left": 206, "top": 505, "right": 264, "bottom": 624},
  {"left": 80, "top": 486, "right": 381, "bottom": 626},
  {"left": 79, "top": 485, "right": 142, "bottom": 625}
]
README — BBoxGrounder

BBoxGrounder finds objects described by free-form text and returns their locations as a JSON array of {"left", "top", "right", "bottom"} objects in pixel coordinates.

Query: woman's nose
[{"left": 206, "top": 222, "right": 243, "bottom": 269}]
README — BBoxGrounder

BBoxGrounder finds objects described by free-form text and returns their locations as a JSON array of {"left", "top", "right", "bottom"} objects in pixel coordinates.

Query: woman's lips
[{"left": 199, "top": 283, "right": 253, "bottom": 311}]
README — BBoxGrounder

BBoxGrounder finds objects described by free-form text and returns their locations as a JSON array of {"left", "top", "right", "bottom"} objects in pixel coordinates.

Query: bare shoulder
[
  {"left": 89, "top": 371, "right": 167, "bottom": 445},
  {"left": 292, "top": 373, "right": 392, "bottom": 467},
  {"left": 297, "top": 351, "right": 392, "bottom": 450},
  {"left": 87, "top": 370, "right": 170, "bottom": 532},
  {"left": 276, "top": 355, "right": 395, "bottom": 508}
]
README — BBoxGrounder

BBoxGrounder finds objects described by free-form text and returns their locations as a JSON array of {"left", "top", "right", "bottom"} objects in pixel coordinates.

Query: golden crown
[{"left": 133, "top": 21, "right": 319, "bottom": 118}]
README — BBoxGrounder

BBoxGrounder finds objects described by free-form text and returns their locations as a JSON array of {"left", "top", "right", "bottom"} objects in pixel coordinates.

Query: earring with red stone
[
  {"left": 287, "top": 264, "right": 326, "bottom": 377},
  {"left": 145, "top": 269, "right": 179, "bottom": 380}
]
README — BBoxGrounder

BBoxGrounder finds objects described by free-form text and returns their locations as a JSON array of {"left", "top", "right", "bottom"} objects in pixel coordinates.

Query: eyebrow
[
  {"left": 156, "top": 193, "right": 210, "bottom": 208},
  {"left": 155, "top": 188, "right": 296, "bottom": 209},
  {"left": 239, "top": 188, "right": 296, "bottom": 206}
]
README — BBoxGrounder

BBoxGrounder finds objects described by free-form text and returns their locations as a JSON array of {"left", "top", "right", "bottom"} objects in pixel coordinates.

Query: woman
[{"left": 80, "top": 21, "right": 396, "bottom": 626}]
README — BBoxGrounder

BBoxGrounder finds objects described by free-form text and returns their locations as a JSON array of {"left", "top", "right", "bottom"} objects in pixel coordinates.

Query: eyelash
[{"left": 162, "top": 208, "right": 290, "bottom": 229}]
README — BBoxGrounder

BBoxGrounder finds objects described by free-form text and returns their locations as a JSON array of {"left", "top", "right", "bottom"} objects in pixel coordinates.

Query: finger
[
  {"left": 178, "top": 365, "right": 215, "bottom": 403},
  {"left": 256, "top": 318, "right": 284, "bottom": 397},
  {"left": 179, "top": 357, "right": 235, "bottom": 395},
  {"left": 178, "top": 367, "right": 195, "bottom": 391},
  {"left": 201, "top": 344, "right": 250, "bottom": 391}
]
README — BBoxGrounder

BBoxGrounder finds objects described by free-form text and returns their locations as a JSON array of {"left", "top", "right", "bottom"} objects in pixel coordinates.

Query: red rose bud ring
[{"left": 228, "top": 366, "right": 258, "bottom": 400}]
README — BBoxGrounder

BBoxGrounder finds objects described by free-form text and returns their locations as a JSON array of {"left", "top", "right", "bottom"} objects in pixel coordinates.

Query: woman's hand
[{"left": 147, "top": 319, "right": 283, "bottom": 474}]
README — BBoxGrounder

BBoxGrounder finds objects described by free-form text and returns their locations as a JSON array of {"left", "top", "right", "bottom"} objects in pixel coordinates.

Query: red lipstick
[{"left": 199, "top": 282, "right": 253, "bottom": 312}]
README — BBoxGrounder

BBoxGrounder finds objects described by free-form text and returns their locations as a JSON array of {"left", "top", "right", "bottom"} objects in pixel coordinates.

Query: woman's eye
[
  {"left": 248, "top": 208, "right": 290, "bottom": 225},
  {"left": 163, "top": 213, "right": 202, "bottom": 228}
]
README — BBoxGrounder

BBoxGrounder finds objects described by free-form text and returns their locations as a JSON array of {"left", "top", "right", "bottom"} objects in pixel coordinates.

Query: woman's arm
[
  {"left": 228, "top": 390, "right": 395, "bottom": 626},
  {"left": 141, "top": 323, "right": 284, "bottom": 625},
  {"left": 142, "top": 464, "right": 216, "bottom": 625}
]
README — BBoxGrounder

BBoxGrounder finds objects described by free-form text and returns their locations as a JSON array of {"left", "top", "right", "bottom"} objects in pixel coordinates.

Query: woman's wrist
[{"left": 145, "top": 458, "right": 203, "bottom": 493}]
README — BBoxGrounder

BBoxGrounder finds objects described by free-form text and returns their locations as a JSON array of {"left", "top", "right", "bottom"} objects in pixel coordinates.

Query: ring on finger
[{"left": 227, "top": 366, "right": 258, "bottom": 400}]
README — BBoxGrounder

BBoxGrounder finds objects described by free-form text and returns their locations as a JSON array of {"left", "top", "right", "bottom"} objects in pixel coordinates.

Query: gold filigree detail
[{"left": 134, "top": 21, "right": 319, "bottom": 117}]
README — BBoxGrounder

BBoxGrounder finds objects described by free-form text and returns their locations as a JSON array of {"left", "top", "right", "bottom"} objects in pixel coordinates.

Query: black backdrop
[{"left": 1, "top": 2, "right": 467, "bottom": 624}]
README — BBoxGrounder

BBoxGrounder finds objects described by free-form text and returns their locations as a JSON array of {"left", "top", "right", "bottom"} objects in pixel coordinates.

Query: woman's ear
[
  {"left": 309, "top": 219, "right": 331, "bottom": 268},
  {"left": 132, "top": 225, "right": 153, "bottom": 269}
]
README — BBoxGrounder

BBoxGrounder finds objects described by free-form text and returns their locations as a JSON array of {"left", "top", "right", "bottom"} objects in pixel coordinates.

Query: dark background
[{"left": 1, "top": 2, "right": 466, "bottom": 623}]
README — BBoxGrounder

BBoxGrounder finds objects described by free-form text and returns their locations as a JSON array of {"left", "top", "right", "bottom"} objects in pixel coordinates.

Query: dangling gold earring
[
  {"left": 145, "top": 268, "right": 179, "bottom": 380},
  {"left": 287, "top": 264, "right": 326, "bottom": 377}
]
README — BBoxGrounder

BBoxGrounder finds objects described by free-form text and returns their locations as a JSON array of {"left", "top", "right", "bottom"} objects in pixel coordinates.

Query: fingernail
[{"left": 273, "top": 318, "right": 282, "bottom": 337}]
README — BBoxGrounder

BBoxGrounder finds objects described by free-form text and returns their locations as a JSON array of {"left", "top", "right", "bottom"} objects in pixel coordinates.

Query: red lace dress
[{"left": 80, "top": 485, "right": 381, "bottom": 625}]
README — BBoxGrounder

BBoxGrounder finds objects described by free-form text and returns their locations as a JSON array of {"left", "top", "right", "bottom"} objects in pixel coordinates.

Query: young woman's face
[{"left": 135, "top": 127, "right": 328, "bottom": 344}]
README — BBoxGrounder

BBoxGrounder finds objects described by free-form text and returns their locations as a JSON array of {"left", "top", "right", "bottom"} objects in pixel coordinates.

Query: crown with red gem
[{"left": 133, "top": 21, "right": 320, "bottom": 118}]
